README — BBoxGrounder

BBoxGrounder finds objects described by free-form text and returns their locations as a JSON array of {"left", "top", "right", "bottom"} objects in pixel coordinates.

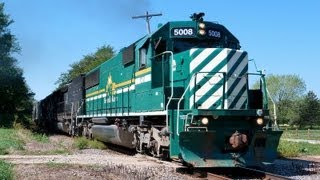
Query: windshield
[{"left": 173, "top": 39, "right": 238, "bottom": 53}]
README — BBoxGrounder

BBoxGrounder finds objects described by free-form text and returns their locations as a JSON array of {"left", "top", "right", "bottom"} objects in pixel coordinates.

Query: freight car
[{"left": 33, "top": 13, "right": 282, "bottom": 168}]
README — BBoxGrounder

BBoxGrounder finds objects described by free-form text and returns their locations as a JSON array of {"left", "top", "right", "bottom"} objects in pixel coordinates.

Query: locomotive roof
[{"left": 152, "top": 20, "right": 240, "bottom": 44}]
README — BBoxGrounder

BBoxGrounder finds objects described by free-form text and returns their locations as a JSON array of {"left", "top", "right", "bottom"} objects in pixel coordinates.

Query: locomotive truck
[{"left": 33, "top": 13, "right": 282, "bottom": 168}]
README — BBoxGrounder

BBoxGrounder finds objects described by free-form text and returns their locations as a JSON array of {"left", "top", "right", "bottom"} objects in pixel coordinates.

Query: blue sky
[{"left": 2, "top": 0, "right": 320, "bottom": 100}]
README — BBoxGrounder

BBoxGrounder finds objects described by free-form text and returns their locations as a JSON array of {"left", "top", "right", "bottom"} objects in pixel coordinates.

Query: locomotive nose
[{"left": 229, "top": 131, "right": 248, "bottom": 150}]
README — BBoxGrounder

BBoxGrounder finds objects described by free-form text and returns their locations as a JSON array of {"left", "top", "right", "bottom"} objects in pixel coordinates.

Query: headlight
[
  {"left": 256, "top": 109, "right": 263, "bottom": 116},
  {"left": 198, "top": 22, "right": 206, "bottom": 29},
  {"left": 256, "top": 118, "right": 263, "bottom": 125},
  {"left": 201, "top": 117, "right": 209, "bottom": 125},
  {"left": 198, "top": 29, "right": 206, "bottom": 35}
]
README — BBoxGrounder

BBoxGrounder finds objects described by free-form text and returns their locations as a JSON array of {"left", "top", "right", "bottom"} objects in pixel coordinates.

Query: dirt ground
[
  {"left": 0, "top": 134, "right": 191, "bottom": 180},
  {"left": 1, "top": 133, "right": 320, "bottom": 179},
  {"left": 14, "top": 164, "right": 120, "bottom": 180}
]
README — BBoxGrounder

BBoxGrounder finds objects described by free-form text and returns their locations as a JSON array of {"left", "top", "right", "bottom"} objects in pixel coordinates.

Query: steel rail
[
  {"left": 205, "top": 167, "right": 291, "bottom": 180},
  {"left": 207, "top": 172, "right": 232, "bottom": 180}
]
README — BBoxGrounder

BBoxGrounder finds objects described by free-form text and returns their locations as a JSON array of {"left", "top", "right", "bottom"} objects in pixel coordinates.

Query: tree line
[
  {"left": 262, "top": 74, "right": 320, "bottom": 128},
  {"left": 55, "top": 45, "right": 115, "bottom": 87},
  {"left": 0, "top": 3, "right": 34, "bottom": 127}
]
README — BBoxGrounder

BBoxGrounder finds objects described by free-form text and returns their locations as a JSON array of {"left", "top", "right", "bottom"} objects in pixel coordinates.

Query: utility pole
[{"left": 132, "top": 11, "right": 162, "bottom": 34}]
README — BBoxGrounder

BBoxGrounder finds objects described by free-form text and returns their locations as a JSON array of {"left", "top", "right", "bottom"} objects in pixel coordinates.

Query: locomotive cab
[{"left": 146, "top": 15, "right": 282, "bottom": 167}]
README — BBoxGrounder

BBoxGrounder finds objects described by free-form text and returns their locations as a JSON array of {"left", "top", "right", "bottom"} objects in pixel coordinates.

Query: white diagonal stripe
[
  {"left": 189, "top": 94, "right": 194, "bottom": 109},
  {"left": 199, "top": 86, "right": 224, "bottom": 109},
  {"left": 225, "top": 54, "right": 248, "bottom": 108},
  {"left": 190, "top": 48, "right": 199, "bottom": 56},
  {"left": 189, "top": 48, "right": 215, "bottom": 73},
  {"left": 194, "top": 65, "right": 227, "bottom": 103},
  {"left": 227, "top": 50, "right": 243, "bottom": 71},
  {"left": 190, "top": 49, "right": 228, "bottom": 90},
  {"left": 226, "top": 77, "right": 246, "bottom": 109},
  {"left": 234, "top": 90, "right": 248, "bottom": 109},
  {"left": 225, "top": 54, "right": 247, "bottom": 95}
]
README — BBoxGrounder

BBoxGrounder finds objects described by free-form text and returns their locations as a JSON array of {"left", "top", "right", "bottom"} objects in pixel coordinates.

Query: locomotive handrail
[
  {"left": 247, "top": 72, "right": 278, "bottom": 129},
  {"left": 177, "top": 71, "right": 226, "bottom": 136},
  {"left": 184, "top": 113, "right": 193, "bottom": 131},
  {"left": 75, "top": 100, "right": 84, "bottom": 130},
  {"left": 152, "top": 51, "right": 174, "bottom": 129},
  {"left": 176, "top": 73, "right": 196, "bottom": 136}
]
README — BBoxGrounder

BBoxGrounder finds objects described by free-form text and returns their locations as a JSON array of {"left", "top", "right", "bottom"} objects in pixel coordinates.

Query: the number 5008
[
  {"left": 208, "top": 30, "right": 221, "bottom": 38},
  {"left": 174, "top": 28, "right": 193, "bottom": 36}
]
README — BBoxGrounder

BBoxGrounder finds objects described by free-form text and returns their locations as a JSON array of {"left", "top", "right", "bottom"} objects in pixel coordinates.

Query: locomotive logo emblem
[{"left": 106, "top": 73, "right": 116, "bottom": 96}]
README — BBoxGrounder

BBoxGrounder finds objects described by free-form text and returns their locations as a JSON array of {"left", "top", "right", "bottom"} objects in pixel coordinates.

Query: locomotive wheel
[{"left": 150, "top": 140, "right": 158, "bottom": 157}]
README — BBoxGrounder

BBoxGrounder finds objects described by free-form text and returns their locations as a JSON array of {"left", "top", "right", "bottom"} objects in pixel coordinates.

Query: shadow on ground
[{"left": 263, "top": 158, "right": 320, "bottom": 177}]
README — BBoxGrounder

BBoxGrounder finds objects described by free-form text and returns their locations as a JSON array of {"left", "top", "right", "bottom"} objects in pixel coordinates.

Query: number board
[
  {"left": 171, "top": 27, "right": 195, "bottom": 37},
  {"left": 207, "top": 29, "right": 222, "bottom": 38}
]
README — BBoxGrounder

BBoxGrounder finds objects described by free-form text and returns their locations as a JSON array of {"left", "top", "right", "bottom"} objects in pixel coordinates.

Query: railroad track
[
  {"left": 205, "top": 167, "right": 290, "bottom": 180},
  {"left": 103, "top": 144, "right": 291, "bottom": 179},
  {"left": 85, "top": 142, "right": 291, "bottom": 179}
]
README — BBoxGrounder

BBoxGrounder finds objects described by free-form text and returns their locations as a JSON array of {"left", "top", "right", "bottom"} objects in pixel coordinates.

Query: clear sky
[{"left": 2, "top": 0, "right": 320, "bottom": 100}]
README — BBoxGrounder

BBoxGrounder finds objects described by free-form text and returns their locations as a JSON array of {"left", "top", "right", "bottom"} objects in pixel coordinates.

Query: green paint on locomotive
[{"left": 82, "top": 17, "right": 282, "bottom": 167}]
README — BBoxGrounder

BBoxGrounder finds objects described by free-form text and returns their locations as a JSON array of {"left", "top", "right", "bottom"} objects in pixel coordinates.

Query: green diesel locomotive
[{"left": 34, "top": 13, "right": 282, "bottom": 168}]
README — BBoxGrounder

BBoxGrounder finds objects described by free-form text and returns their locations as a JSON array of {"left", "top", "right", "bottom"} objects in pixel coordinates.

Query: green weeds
[
  {"left": 74, "top": 137, "right": 106, "bottom": 150},
  {"left": 0, "top": 160, "right": 13, "bottom": 180},
  {"left": 0, "top": 129, "right": 24, "bottom": 155}
]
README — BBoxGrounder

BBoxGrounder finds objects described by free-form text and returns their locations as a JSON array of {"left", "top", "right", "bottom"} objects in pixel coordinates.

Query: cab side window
[
  {"left": 139, "top": 47, "right": 147, "bottom": 69},
  {"left": 154, "top": 39, "right": 166, "bottom": 55}
]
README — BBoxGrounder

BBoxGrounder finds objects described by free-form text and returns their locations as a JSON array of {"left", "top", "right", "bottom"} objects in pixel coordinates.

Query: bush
[
  {"left": 32, "top": 133, "right": 49, "bottom": 143},
  {"left": 0, "top": 160, "right": 13, "bottom": 180},
  {"left": 74, "top": 137, "right": 106, "bottom": 150},
  {"left": 74, "top": 137, "right": 88, "bottom": 149},
  {"left": 88, "top": 140, "right": 106, "bottom": 149},
  {"left": 277, "top": 140, "right": 300, "bottom": 157}
]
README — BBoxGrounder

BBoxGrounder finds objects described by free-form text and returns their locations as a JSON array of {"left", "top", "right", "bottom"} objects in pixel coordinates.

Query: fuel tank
[{"left": 91, "top": 125, "right": 135, "bottom": 149}]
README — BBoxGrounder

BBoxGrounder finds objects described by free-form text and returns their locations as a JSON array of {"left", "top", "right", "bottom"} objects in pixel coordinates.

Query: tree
[
  {"left": 294, "top": 91, "right": 320, "bottom": 128},
  {"left": 56, "top": 45, "right": 115, "bottom": 87},
  {"left": 254, "top": 74, "right": 306, "bottom": 124},
  {"left": 266, "top": 74, "right": 306, "bottom": 103},
  {"left": 0, "top": 3, "right": 34, "bottom": 127}
]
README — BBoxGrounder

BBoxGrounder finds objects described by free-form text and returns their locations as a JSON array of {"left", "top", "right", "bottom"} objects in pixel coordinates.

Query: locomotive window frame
[
  {"left": 85, "top": 68, "right": 100, "bottom": 89},
  {"left": 138, "top": 39, "right": 149, "bottom": 70},
  {"left": 122, "top": 44, "right": 135, "bottom": 66},
  {"left": 173, "top": 39, "right": 222, "bottom": 53},
  {"left": 154, "top": 38, "right": 166, "bottom": 56},
  {"left": 139, "top": 47, "right": 147, "bottom": 69}
]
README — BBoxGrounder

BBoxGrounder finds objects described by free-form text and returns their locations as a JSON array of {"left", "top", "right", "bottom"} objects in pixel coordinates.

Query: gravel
[
  {"left": 3, "top": 134, "right": 320, "bottom": 179},
  {"left": 264, "top": 157, "right": 320, "bottom": 180},
  {"left": 0, "top": 149, "right": 192, "bottom": 180}
]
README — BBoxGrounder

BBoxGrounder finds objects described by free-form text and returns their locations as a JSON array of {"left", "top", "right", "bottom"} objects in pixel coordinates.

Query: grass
[
  {"left": 15, "top": 127, "right": 49, "bottom": 143},
  {"left": 0, "top": 160, "right": 14, "bottom": 180},
  {"left": 31, "top": 133, "right": 49, "bottom": 143},
  {"left": 74, "top": 137, "right": 106, "bottom": 150},
  {"left": 0, "top": 129, "right": 24, "bottom": 155},
  {"left": 0, "top": 128, "right": 52, "bottom": 155},
  {"left": 278, "top": 140, "right": 320, "bottom": 157},
  {"left": 281, "top": 129, "right": 320, "bottom": 140}
]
